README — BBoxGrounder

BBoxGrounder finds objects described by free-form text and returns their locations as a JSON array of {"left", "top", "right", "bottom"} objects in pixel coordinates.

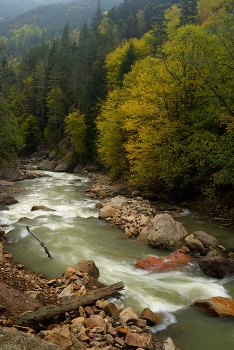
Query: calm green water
[{"left": 1, "top": 171, "right": 234, "bottom": 350}]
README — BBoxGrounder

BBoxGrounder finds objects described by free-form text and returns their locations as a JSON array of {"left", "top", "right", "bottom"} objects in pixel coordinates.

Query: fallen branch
[
  {"left": 26, "top": 226, "right": 52, "bottom": 258},
  {"left": 15, "top": 281, "right": 124, "bottom": 327}
]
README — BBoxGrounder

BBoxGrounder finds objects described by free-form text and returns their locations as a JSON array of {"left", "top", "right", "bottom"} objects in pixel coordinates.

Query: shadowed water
[{"left": 1, "top": 171, "right": 234, "bottom": 349}]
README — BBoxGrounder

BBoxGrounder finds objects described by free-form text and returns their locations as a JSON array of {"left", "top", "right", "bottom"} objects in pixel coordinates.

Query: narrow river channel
[{"left": 1, "top": 171, "right": 234, "bottom": 349}]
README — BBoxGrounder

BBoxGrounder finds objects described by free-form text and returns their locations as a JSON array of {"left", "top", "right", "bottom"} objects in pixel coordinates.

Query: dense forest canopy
[{"left": 1, "top": 0, "right": 234, "bottom": 198}]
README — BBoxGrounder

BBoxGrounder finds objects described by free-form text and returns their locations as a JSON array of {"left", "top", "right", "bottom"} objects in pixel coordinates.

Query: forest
[{"left": 1, "top": 0, "right": 234, "bottom": 199}]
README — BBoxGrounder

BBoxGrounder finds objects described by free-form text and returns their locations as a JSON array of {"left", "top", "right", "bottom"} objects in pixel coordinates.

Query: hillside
[
  {"left": 0, "top": 0, "right": 73, "bottom": 21},
  {"left": 0, "top": 0, "right": 123, "bottom": 54},
  {"left": 0, "top": 0, "right": 121, "bottom": 21},
  {"left": 1, "top": 0, "right": 234, "bottom": 203}
]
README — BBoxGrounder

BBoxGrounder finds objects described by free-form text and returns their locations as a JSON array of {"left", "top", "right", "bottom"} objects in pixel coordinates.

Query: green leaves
[{"left": 65, "top": 110, "right": 87, "bottom": 158}]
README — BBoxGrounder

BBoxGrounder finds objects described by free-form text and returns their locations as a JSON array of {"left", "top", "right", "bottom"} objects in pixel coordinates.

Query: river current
[{"left": 0, "top": 171, "right": 234, "bottom": 349}]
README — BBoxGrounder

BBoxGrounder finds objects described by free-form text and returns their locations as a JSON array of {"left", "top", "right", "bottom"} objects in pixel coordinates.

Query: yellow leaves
[
  {"left": 65, "top": 110, "right": 87, "bottom": 156},
  {"left": 164, "top": 4, "right": 181, "bottom": 37},
  {"left": 105, "top": 33, "right": 155, "bottom": 90}
]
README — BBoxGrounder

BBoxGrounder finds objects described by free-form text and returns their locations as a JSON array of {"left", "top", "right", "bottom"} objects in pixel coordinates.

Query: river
[{"left": 0, "top": 171, "right": 234, "bottom": 349}]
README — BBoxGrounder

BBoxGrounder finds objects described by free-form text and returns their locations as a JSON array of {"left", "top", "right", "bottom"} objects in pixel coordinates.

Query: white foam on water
[{"left": 2, "top": 170, "right": 233, "bottom": 335}]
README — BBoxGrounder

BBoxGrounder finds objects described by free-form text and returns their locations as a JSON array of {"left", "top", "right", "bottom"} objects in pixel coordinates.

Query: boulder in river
[
  {"left": 137, "top": 213, "right": 188, "bottom": 250},
  {"left": 31, "top": 205, "right": 55, "bottom": 211},
  {"left": 140, "top": 307, "right": 162, "bottom": 325},
  {"left": 193, "top": 231, "right": 220, "bottom": 248},
  {"left": 198, "top": 255, "right": 234, "bottom": 279},
  {"left": 73, "top": 260, "right": 100, "bottom": 279},
  {"left": 192, "top": 296, "right": 234, "bottom": 317},
  {"left": 0, "top": 193, "right": 18, "bottom": 206},
  {"left": 134, "top": 250, "right": 193, "bottom": 272}
]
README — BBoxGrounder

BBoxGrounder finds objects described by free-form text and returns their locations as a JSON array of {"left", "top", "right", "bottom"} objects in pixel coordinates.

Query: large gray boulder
[
  {"left": 137, "top": 213, "right": 187, "bottom": 250},
  {"left": 0, "top": 193, "right": 18, "bottom": 206},
  {"left": 0, "top": 327, "right": 62, "bottom": 350},
  {"left": 0, "top": 161, "right": 23, "bottom": 181}
]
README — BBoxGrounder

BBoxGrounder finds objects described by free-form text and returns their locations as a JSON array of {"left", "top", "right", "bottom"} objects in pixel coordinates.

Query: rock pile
[{"left": 0, "top": 256, "right": 177, "bottom": 350}]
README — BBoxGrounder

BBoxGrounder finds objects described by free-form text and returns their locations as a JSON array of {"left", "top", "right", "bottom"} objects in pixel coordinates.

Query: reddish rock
[
  {"left": 125, "top": 332, "right": 153, "bottom": 350},
  {"left": 134, "top": 250, "right": 193, "bottom": 272},
  {"left": 192, "top": 296, "right": 234, "bottom": 317},
  {"left": 73, "top": 260, "right": 100, "bottom": 279},
  {"left": 84, "top": 315, "right": 106, "bottom": 333},
  {"left": 115, "top": 325, "right": 129, "bottom": 337},
  {"left": 64, "top": 267, "right": 76, "bottom": 279},
  {"left": 104, "top": 302, "right": 120, "bottom": 319},
  {"left": 119, "top": 307, "right": 138, "bottom": 324},
  {"left": 4, "top": 253, "right": 13, "bottom": 259},
  {"left": 140, "top": 307, "right": 162, "bottom": 325},
  {"left": 43, "top": 325, "right": 78, "bottom": 349}
]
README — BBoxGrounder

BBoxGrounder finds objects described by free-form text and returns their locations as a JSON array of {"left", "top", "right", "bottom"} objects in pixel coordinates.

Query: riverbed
[{"left": 0, "top": 171, "right": 234, "bottom": 349}]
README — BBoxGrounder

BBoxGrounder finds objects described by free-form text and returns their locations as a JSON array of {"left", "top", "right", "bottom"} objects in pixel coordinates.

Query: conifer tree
[{"left": 180, "top": 0, "right": 198, "bottom": 25}]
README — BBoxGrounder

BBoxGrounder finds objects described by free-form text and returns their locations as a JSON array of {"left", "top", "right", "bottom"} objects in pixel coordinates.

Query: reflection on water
[{"left": 1, "top": 171, "right": 234, "bottom": 349}]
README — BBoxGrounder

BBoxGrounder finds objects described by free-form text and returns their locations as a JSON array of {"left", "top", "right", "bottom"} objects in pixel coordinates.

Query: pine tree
[
  {"left": 180, "top": 0, "right": 198, "bottom": 25},
  {"left": 118, "top": 41, "right": 136, "bottom": 86}
]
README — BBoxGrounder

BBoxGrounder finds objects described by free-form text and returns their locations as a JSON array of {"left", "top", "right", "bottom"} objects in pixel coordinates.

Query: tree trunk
[{"left": 15, "top": 281, "right": 124, "bottom": 327}]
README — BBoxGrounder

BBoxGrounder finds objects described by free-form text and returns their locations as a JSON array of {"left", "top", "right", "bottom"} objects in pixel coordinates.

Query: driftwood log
[
  {"left": 15, "top": 281, "right": 124, "bottom": 327},
  {"left": 26, "top": 226, "right": 52, "bottom": 258}
]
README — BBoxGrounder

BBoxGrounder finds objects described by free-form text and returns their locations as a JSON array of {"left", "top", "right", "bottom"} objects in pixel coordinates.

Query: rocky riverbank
[
  {"left": 0, "top": 168, "right": 179, "bottom": 350},
  {"left": 1, "top": 159, "right": 234, "bottom": 349}
]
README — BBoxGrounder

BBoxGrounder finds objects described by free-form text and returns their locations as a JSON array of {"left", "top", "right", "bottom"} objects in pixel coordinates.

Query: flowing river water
[{"left": 1, "top": 171, "right": 234, "bottom": 349}]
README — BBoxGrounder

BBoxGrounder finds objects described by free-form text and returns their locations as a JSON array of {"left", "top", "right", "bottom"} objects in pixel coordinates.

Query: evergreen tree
[
  {"left": 180, "top": 0, "right": 198, "bottom": 25},
  {"left": 0, "top": 95, "right": 21, "bottom": 160},
  {"left": 118, "top": 41, "right": 136, "bottom": 86}
]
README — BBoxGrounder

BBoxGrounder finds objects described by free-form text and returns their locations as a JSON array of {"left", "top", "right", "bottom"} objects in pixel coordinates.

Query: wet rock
[
  {"left": 0, "top": 229, "right": 5, "bottom": 238},
  {"left": 0, "top": 326, "right": 63, "bottom": 350},
  {"left": 193, "top": 231, "right": 220, "bottom": 248},
  {"left": 163, "top": 337, "right": 178, "bottom": 350},
  {"left": 186, "top": 239, "right": 204, "bottom": 251},
  {"left": 0, "top": 180, "right": 15, "bottom": 186},
  {"left": 198, "top": 256, "right": 234, "bottom": 278},
  {"left": 0, "top": 204, "right": 9, "bottom": 211},
  {"left": 0, "top": 161, "right": 23, "bottom": 181},
  {"left": 140, "top": 308, "right": 162, "bottom": 326},
  {"left": 31, "top": 205, "right": 55, "bottom": 211},
  {"left": 192, "top": 296, "right": 234, "bottom": 317},
  {"left": 137, "top": 213, "right": 188, "bottom": 250},
  {"left": 134, "top": 250, "right": 193, "bottom": 272},
  {"left": 0, "top": 193, "right": 18, "bottom": 206}
]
